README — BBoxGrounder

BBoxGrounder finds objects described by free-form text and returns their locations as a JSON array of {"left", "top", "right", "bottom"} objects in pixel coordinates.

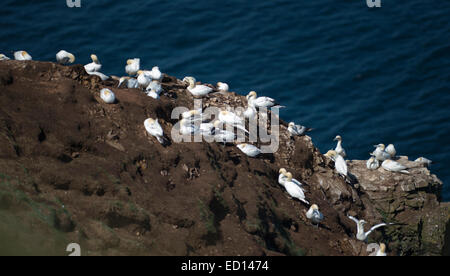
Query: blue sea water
[{"left": 1, "top": 0, "right": 449, "bottom": 200}]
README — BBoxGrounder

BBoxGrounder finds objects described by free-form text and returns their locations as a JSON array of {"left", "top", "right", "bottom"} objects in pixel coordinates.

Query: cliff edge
[{"left": 0, "top": 60, "right": 448, "bottom": 256}]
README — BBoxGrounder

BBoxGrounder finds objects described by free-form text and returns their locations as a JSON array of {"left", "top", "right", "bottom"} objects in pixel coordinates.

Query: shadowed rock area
[{"left": 0, "top": 60, "right": 448, "bottom": 256}]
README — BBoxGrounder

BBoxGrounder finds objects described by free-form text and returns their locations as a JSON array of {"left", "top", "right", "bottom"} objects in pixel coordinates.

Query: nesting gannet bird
[
  {"left": 278, "top": 168, "right": 305, "bottom": 190},
  {"left": 148, "top": 66, "right": 163, "bottom": 81},
  {"left": 325, "top": 150, "right": 348, "bottom": 178},
  {"left": 385, "top": 144, "right": 396, "bottom": 159},
  {"left": 376, "top": 243, "right": 387, "bottom": 256},
  {"left": 14, "top": 51, "right": 32, "bottom": 61},
  {"left": 56, "top": 50, "right": 75, "bottom": 65},
  {"left": 144, "top": 118, "right": 167, "bottom": 144},
  {"left": 236, "top": 143, "right": 261, "bottom": 158},
  {"left": 125, "top": 58, "right": 140, "bottom": 76},
  {"left": 0, "top": 54, "right": 10, "bottom": 60},
  {"left": 217, "top": 82, "right": 229, "bottom": 92},
  {"left": 88, "top": 71, "right": 109, "bottom": 81},
  {"left": 179, "top": 119, "right": 200, "bottom": 135},
  {"left": 100, "top": 88, "right": 115, "bottom": 104},
  {"left": 284, "top": 173, "right": 309, "bottom": 205},
  {"left": 218, "top": 110, "right": 249, "bottom": 134},
  {"left": 381, "top": 159, "right": 409, "bottom": 174},
  {"left": 366, "top": 157, "right": 380, "bottom": 170},
  {"left": 371, "top": 144, "right": 390, "bottom": 162},
  {"left": 84, "top": 54, "right": 102, "bottom": 73},
  {"left": 137, "top": 70, "right": 152, "bottom": 89},
  {"left": 184, "top": 77, "right": 213, "bottom": 97},
  {"left": 306, "top": 204, "right": 324, "bottom": 226},
  {"left": 246, "top": 91, "right": 284, "bottom": 109},
  {"left": 415, "top": 157, "right": 432, "bottom": 167},
  {"left": 213, "top": 121, "right": 235, "bottom": 144},
  {"left": 288, "top": 122, "right": 312, "bottom": 136},
  {"left": 333, "top": 135, "right": 346, "bottom": 158},
  {"left": 347, "top": 215, "right": 391, "bottom": 242},
  {"left": 146, "top": 80, "right": 163, "bottom": 94},
  {"left": 118, "top": 77, "right": 139, "bottom": 89}
]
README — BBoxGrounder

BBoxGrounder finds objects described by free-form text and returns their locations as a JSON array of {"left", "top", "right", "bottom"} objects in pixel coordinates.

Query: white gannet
[
  {"left": 84, "top": 54, "right": 102, "bottom": 73},
  {"left": 284, "top": 173, "right": 309, "bottom": 205},
  {"left": 347, "top": 215, "right": 391, "bottom": 242},
  {"left": 146, "top": 80, "right": 163, "bottom": 94},
  {"left": 278, "top": 168, "right": 305, "bottom": 190},
  {"left": 125, "top": 58, "right": 140, "bottom": 76},
  {"left": 100, "top": 88, "right": 115, "bottom": 104},
  {"left": 56, "top": 50, "right": 75, "bottom": 65},
  {"left": 213, "top": 121, "right": 235, "bottom": 144},
  {"left": 381, "top": 159, "right": 409, "bottom": 174},
  {"left": 278, "top": 168, "right": 288, "bottom": 187},
  {"left": 0, "top": 54, "right": 10, "bottom": 60},
  {"left": 14, "top": 51, "right": 32, "bottom": 61},
  {"left": 325, "top": 150, "right": 348, "bottom": 178},
  {"left": 244, "top": 106, "right": 257, "bottom": 119},
  {"left": 217, "top": 82, "right": 229, "bottom": 92},
  {"left": 118, "top": 77, "right": 139, "bottom": 89},
  {"left": 376, "top": 243, "right": 387, "bottom": 256},
  {"left": 371, "top": 144, "right": 390, "bottom": 162},
  {"left": 366, "top": 157, "right": 380, "bottom": 170},
  {"left": 148, "top": 66, "right": 163, "bottom": 81},
  {"left": 236, "top": 143, "right": 261, "bottom": 158},
  {"left": 306, "top": 204, "right": 324, "bottom": 226},
  {"left": 288, "top": 122, "right": 312, "bottom": 136},
  {"left": 218, "top": 110, "right": 249, "bottom": 133},
  {"left": 333, "top": 135, "right": 346, "bottom": 158},
  {"left": 144, "top": 118, "right": 167, "bottom": 144},
  {"left": 385, "top": 144, "right": 396, "bottom": 159},
  {"left": 415, "top": 157, "right": 432, "bottom": 167},
  {"left": 184, "top": 77, "right": 213, "bottom": 97},
  {"left": 246, "top": 91, "right": 284, "bottom": 109},
  {"left": 179, "top": 119, "right": 199, "bottom": 135},
  {"left": 146, "top": 90, "right": 160, "bottom": 99},
  {"left": 137, "top": 70, "right": 152, "bottom": 89},
  {"left": 87, "top": 71, "right": 109, "bottom": 81}
]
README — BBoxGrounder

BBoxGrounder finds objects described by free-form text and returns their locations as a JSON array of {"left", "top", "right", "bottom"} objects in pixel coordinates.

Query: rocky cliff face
[{"left": 0, "top": 60, "right": 448, "bottom": 256}]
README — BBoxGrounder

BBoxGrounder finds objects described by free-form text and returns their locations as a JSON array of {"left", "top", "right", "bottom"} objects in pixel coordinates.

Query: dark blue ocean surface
[{"left": 1, "top": 0, "right": 449, "bottom": 199}]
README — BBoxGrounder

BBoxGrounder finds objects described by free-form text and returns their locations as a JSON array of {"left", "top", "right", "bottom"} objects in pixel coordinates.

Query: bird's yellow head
[
  {"left": 324, "top": 150, "right": 337, "bottom": 158},
  {"left": 127, "top": 59, "right": 135, "bottom": 65},
  {"left": 379, "top": 243, "right": 386, "bottom": 253},
  {"left": 91, "top": 54, "right": 99, "bottom": 63},
  {"left": 247, "top": 91, "right": 257, "bottom": 99},
  {"left": 334, "top": 135, "right": 342, "bottom": 142},
  {"left": 288, "top": 122, "right": 295, "bottom": 128},
  {"left": 68, "top": 53, "right": 75, "bottom": 63},
  {"left": 279, "top": 168, "right": 287, "bottom": 175},
  {"left": 285, "top": 172, "right": 293, "bottom": 181},
  {"left": 190, "top": 110, "right": 200, "bottom": 116},
  {"left": 311, "top": 204, "right": 319, "bottom": 210},
  {"left": 377, "top": 144, "right": 386, "bottom": 150}
]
